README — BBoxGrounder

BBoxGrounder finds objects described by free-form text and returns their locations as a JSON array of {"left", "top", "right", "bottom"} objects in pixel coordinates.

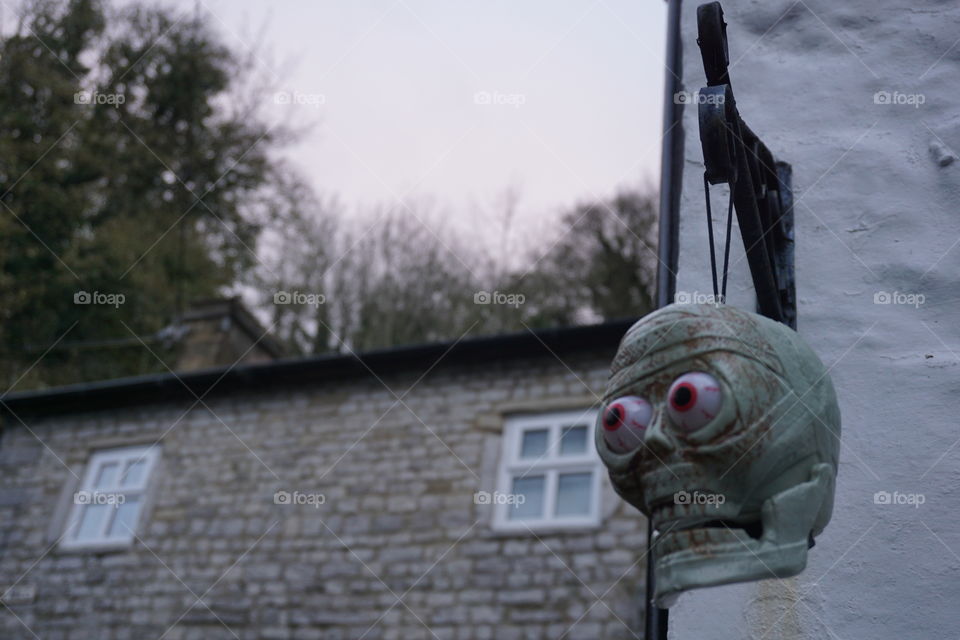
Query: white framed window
[
  {"left": 492, "top": 408, "right": 602, "bottom": 532},
  {"left": 60, "top": 445, "right": 159, "bottom": 550}
]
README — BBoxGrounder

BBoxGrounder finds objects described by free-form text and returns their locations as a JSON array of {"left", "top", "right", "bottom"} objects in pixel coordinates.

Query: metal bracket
[{"left": 696, "top": 1, "right": 796, "bottom": 329}]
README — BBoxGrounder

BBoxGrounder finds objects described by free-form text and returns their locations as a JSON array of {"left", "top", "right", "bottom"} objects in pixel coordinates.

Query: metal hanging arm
[
  {"left": 696, "top": 2, "right": 797, "bottom": 328},
  {"left": 644, "top": 5, "right": 796, "bottom": 639}
]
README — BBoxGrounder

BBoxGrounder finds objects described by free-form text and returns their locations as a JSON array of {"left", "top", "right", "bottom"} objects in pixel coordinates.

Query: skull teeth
[
  {"left": 650, "top": 501, "right": 731, "bottom": 530},
  {"left": 656, "top": 526, "right": 744, "bottom": 556}
]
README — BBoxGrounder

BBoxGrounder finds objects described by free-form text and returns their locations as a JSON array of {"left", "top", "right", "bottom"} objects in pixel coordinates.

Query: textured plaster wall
[
  {"left": 671, "top": 1, "right": 960, "bottom": 638},
  {"left": 0, "top": 353, "right": 647, "bottom": 640}
]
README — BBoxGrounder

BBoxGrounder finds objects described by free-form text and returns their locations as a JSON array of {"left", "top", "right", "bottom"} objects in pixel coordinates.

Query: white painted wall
[{"left": 670, "top": 1, "right": 960, "bottom": 637}]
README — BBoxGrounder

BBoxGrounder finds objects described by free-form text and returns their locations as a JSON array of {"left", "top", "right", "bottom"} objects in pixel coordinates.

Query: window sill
[
  {"left": 56, "top": 539, "right": 135, "bottom": 555},
  {"left": 487, "top": 519, "right": 603, "bottom": 537}
]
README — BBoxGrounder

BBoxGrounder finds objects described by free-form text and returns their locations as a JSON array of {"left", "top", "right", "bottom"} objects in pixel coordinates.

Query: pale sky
[{"left": 129, "top": 1, "right": 666, "bottom": 233}]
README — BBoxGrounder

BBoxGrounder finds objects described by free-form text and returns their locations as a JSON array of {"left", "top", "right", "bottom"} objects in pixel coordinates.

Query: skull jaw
[
  {"left": 652, "top": 463, "right": 835, "bottom": 608},
  {"left": 654, "top": 532, "right": 811, "bottom": 608}
]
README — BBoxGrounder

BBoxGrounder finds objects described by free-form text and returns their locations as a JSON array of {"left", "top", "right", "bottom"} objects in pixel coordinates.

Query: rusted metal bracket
[{"left": 696, "top": 1, "right": 796, "bottom": 329}]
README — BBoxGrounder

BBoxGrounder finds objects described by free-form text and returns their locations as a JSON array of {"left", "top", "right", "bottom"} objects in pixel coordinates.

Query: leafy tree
[
  {"left": 513, "top": 188, "right": 658, "bottom": 327},
  {"left": 0, "top": 0, "right": 280, "bottom": 389}
]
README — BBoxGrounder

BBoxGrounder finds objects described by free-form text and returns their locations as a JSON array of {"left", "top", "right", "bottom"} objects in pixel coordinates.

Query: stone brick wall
[{"left": 0, "top": 352, "right": 647, "bottom": 639}]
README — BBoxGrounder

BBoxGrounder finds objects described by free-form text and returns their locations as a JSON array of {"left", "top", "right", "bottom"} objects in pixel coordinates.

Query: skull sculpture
[{"left": 595, "top": 303, "right": 840, "bottom": 607}]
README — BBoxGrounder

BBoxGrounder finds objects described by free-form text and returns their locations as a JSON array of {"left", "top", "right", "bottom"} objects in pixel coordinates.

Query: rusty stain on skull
[{"left": 595, "top": 303, "right": 840, "bottom": 607}]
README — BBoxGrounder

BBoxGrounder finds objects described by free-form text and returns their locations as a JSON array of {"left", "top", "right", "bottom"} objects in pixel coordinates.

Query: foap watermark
[
  {"left": 473, "top": 490, "right": 526, "bottom": 506},
  {"left": 873, "top": 490, "right": 925, "bottom": 508},
  {"left": 474, "top": 290, "right": 525, "bottom": 308},
  {"left": 274, "top": 290, "right": 326, "bottom": 307},
  {"left": 873, "top": 90, "right": 925, "bottom": 108},
  {"left": 274, "top": 91, "right": 326, "bottom": 108},
  {"left": 673, "top": 90, "right": 725, "bottom": 105},
  {"left": 0, "top": 585, "right": 35, "bottom": 605},
  {"left": 674, "top": 490, "right": 725, "bottom": 508},
  {"left": 474, "top": 90, "right": 526, "bottom": 108},
  {"left": 674, "top": 290, "right": 724, "bottom": 306},
  {"left": 74, "top": 490, "right": 126, "bottom": 506},
  {"left": 873, "top": 291, "right": 924, "bottom": 308},
  {"left": 274, "top": 490, "right": 326, "bottom": 508},
  {"left": 74, "top": 90, "right": 125, "bottom": 107},
  {"left": 74, "top": 290, "right": 125, "bottom": 308}
]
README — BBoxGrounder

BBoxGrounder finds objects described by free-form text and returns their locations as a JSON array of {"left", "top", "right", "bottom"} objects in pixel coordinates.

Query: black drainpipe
[
  {"left": 649, "top": 1, "right": 684, "bottom": 638},
  {"left": 656, "top": 0, "right": 685, "bottom": 310}
]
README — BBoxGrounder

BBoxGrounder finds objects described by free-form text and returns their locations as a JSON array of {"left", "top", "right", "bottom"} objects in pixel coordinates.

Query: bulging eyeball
[
  {"left": 667, "top": 371, "right": 723, "bottom": 432},
  {"left": 602, "top": 396, "right": 652, "bottom": 453}
]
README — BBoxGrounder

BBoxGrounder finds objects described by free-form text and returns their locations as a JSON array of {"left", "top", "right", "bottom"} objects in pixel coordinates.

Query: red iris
[
  {"left": 603, "top": 404, "right": 625, "bottom": 431},
  {"left": 670, "top": 382, "right": 697, "bottom": 412}
]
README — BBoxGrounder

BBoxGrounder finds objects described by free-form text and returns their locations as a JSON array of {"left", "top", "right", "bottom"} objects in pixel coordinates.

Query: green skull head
[{"left": 595, "top": 303, "right": 840, "bottom": 607}]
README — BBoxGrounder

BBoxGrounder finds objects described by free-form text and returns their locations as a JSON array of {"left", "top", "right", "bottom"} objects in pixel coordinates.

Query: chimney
[{"left": 173, "top": 298, "right": 283, "bottom": 372}]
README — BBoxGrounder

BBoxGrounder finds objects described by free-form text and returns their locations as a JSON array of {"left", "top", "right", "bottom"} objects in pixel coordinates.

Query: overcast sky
[{"left": 129, "top": 1, "right": 666, "bottom": 230}]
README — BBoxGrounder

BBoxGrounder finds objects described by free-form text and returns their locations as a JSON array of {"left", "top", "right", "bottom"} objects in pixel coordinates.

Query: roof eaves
[{"left": 0, "top": 318, "right": 635, "bottom": 417}]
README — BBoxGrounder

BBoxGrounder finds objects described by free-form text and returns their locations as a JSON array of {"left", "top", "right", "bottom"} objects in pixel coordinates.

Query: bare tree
[
  {"left": 258, "top": 196, "right": 486, "bottom": 354},
  {"left": 256, "top": 185, "right": 658, "bottom": 355}
]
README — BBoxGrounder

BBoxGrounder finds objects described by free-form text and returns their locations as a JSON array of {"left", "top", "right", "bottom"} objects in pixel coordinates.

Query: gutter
[{"left": 0, "top": 319, "right": 637, "bottom": 417}]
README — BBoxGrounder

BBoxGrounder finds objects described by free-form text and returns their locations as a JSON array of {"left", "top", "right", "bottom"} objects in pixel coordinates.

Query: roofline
[{"left": 0, "top": 319, "right": 636, "bottom": 417}]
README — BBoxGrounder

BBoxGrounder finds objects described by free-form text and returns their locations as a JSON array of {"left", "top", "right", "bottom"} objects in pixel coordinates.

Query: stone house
[{"left": 0, "top": 301, "right": 647, "bottom": 640}]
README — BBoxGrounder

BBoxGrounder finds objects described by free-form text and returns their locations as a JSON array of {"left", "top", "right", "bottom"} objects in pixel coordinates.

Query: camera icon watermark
[
  {"left": 674, "top": 490, "right": 725, "bottom": 508},
  {"left": 274, "top": 490, "right": 326, "bottom": 508},
  {"left": 273, "top": 91, "right": 326, "bottom": 108},
  {"left": 74, "top": 490, "right": 126, "bottom": 506},
  {"left": 473, "top": 290, "right": 525, "bottom": 308},
  {"left": 0, "top": 585, "right": 35, "bottom": 605},
  {"left": 74, "top": 90, "right": 125, "bottom": 107},
  {"left": 74, "top": 290, "right": 125, "bottom": 308},
  {"left": 673, "top": 90, "right": 724, "bottom": 105},
  {"left": 274, "top": 290, "right": 326, "bottom": 308},
  {"left": 674, "top": 290, "right": 724, "bottom": 306},
  {"left": 873, "top": 291, "right": 924, "bottom": 308},
  {"left": 473, "top": 90, "right": 526, "bottom": 108},
  {"left": 474, "top": 490, "right": 526, "bottom": 506},
  {"left": 873, "top": 490, "right": 924, "bottom": 508},
  {"left": 873, "top": 90, "right": 925, "bottom": 108}
]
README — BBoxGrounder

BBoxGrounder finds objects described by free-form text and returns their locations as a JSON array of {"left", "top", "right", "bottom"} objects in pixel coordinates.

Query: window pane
[
  {"left": 560, "top": 426, "right": 588, "bottom": 455},
  {"left": 520, "top": 429, "right": 548, "bottom": 459},
  {"left": 75, "top": 504, "right": 109, "bottom": 540},
  {"left": 556, "top": 472, "right": 592, "bottom": 517},
  {"left": 508, "top": 475, "right": 545, "bottom": 520},
  {"left": 120, "top": 459, "right": 147, "bottom": 487},
  {"left": 108, "top": 497, "right": 142, "bottom": 538},
  {"left": 94, "top": 462, "right": 119, "bottom": 488}
]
